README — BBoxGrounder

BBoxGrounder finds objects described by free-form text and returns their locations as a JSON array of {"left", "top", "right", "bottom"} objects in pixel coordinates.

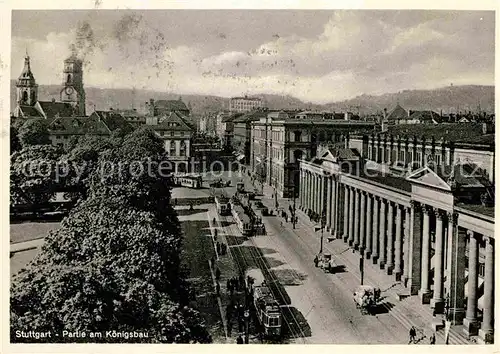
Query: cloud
[{"left": 11, "top": 11, "right": 494, "bottom": 104}]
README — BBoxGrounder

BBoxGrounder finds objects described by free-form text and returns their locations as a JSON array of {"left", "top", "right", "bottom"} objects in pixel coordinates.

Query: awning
[{"left": 237, "top": 154, "right": 245, "bottom": 161}]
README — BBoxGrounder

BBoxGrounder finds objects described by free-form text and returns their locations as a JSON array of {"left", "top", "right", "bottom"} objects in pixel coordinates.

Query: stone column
[
  {"left": 431, "top": 209, "right": 445, "bottom": 312},
  {"left": 407, "top": 201, "right": 423, "bottom": 295},
  {"left": 378, "top": 199, "right": 386, "bottom": 269},
  {"left": 386, "top": 202, "right": 394, "bottom": 274},
  {"left": 372, "top": 197, "right": 380, "bottom": 264},
  {"left": 319, "top": 175, "right": 325, "bottom": 218},
  {"left": 308, "top": 172, "right": 313, "bottom": 212},
  {"left": 359, "top": 191, "right": 366, "bottom": 255},
  {"left": 326, "top": 176, "right": 332, "bottom": 231},
  {"left": 304, "top": 172, "right": 308, "bottom": 210},
  {"left": 445, "top": 213, "right": 465, "bottom": 325},
  {"left": 419, "top": 205, "right": 432, "bottom": 304},
  {"left": 479, "top": 236, "right": 494, "bottom": 344},
  {"left": 394, "top": 205, "right": 403, "bottom": 280},
  {"left": 348, "top": 187, "right": 355, "bottom": 246},
  {"left": 402, "top": 207, "right": 411, "bottom": 285},
  {"left": 353, "top": 189, "right": 360, "bottom": 249},
  {"left": 343, "top": 185, "right": 349, "bottom": 242},
  {"left": 365, "top": 194, "right": 373, "bottom": 259},
  {"left": 330, "top": 178, "right": 337, "bottom": 235},
  {"left": 299, "top": 170, "right": 303, "bottom": 208},
  {"left": 463, "top": 231, "right": 479, "bottom": 337}
]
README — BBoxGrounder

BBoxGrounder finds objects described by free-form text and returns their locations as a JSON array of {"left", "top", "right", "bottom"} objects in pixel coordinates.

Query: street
[{"left": 173, "top": 170, "right": 428, "bottom": 344}]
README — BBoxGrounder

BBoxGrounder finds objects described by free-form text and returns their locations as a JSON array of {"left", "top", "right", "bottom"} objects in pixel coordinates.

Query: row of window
[
  {"left": 157, "top": 131, "right": 186, "bottom": 137},
  {"left": 369, "top": 146, "right": 445, "bottom": 166}
]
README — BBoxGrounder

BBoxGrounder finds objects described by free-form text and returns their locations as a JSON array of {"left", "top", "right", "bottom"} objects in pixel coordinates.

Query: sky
[{"left": 11, "top": 10, "right": 495, "bottom": 104}]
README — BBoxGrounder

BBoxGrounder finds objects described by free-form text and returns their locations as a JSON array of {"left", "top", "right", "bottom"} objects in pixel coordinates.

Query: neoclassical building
[
  {"left": 250, "top": 111, "right": 376, "bottom": 198},
  {"left": 298, "top": 140, "right": 494, "bottom": 344}
]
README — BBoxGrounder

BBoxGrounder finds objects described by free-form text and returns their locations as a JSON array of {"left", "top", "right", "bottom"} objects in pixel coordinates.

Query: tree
[
  {"left": 10, "top": 125, "right": 21, "bottom": 154},
  {"left": 10, "top": 145, "right": 63, "bottom": 211},
  {"left": 11, "top": 128, "right": 210, "bottom": 343},
  {"left": 18, "top": 119, "right": 50, "bottom": 147}
]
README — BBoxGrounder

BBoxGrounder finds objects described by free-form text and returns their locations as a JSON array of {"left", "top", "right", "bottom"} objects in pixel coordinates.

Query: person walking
[
  {"left": 215, "top": 267, "right": 221, "bottom": 281},
  {"left": 429, "top": 332, "right": 436, "bottom": 345},
  {"left": 216, "top": 282, "right": 221, "bottom": 297},
  {"left": 236, "top": 335, "right": 243, "bottom": 344},
  {"left": 409, "top": 326, "right": 416, "bottom": 344}
]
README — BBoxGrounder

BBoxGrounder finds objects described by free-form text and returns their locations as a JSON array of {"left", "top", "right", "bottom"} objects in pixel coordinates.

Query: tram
[
  {"left": 173, "top": 173, "right": 203, "bottom": 189},
  {"left": 232, "top": 204, "right": 253, "bottom": 236},
  {"left": 215, "top": 194, "right": 231, "bottom": 216},
  {"left": 245, "top": 268, "right": 282, "bottom": 337}
]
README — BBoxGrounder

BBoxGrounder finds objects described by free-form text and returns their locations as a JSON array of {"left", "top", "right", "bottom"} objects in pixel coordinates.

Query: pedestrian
[
  {"left": 280, "top": 221, "right": 283, "bottom": 228},
  {"left": 211, "top": 256, "right": 215, "bottom": 267},
  {"left": 214, "top": 228, "right": 218, "bottom": 237},
  {"left": 314, "top": 255, "right": 319, "bottom": 267},
  {"left": 216, "top": 242, "right": 221, "bottom": 255},
  {"left": 213, "top": 217, "right": 216, "bottom": 225},
  {"left": 430, "top": 332, "right": 436, "bottom": 345},
  {"left": 236, "top": 335, "right": 243, "bottom": 344},
  {"left": 216, "top": 282, "right": 220, "bottom": 297},
  {"left": 409, "top": 326, "right": 416, "bottom": 344},
  {"left": 216, "top": 267, "right": 221, "bottom": 281}
]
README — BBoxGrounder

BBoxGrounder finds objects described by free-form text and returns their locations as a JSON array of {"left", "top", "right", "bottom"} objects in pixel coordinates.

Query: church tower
[
  {"left": 16, "top": 51, "right": 38, "bottom": 106},
  {"left": 60, "top": 47, "right": 86, "bottom": 116}
]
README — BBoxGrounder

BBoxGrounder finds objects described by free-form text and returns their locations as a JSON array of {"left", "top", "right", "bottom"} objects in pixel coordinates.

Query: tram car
[
  {"left": 245, "top": 268, "right": 282, "bottom": 337},
  {"left": 215, "top": 194, "right": 231, "bottom": 216},
  {"left": 231, "top": 204, "right": 253, "bottom": 236},
  {"left": 173, "top": 174, "right": 203, "bottom": 189}
]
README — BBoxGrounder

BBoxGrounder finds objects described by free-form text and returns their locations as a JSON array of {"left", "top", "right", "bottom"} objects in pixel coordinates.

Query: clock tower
[{"left": 60, "top": 48, "right": 86, "bottom": 116}]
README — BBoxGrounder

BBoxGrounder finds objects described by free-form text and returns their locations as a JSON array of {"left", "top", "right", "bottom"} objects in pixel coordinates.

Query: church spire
[{"left": 16, "top": 51, "right": 38, "bottom": 106}]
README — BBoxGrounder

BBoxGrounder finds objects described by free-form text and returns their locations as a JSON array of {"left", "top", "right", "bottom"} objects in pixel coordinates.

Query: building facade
[
  {"left": 146, "top": 111, "right": 193, "bottom": 173},
  {"left": 349, "top": 130, "right": 495, "bottom": 183},
  {"left": 229, "top": 96, "right": 264, "bottom": 113},
  {"left": 298, "top": 142, "right": 495, "bottom": 344},
  {"left": 60, "top": 50, "right": 86, "bottom": 116},
  {"left": 251, "top": 111, "right": 377, "bottom": 198}
]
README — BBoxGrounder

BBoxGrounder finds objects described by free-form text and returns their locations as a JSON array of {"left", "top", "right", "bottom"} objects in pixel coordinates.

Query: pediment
[
  {"left": 406, "top": 166, "right": 451, "bottom": 191},
  {"left": 320, "top": 149, "right": 336, "bottom": 162}
]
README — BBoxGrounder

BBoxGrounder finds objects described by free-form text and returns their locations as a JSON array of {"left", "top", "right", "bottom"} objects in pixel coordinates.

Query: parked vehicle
[
  {"left": 353, "top": 285, "right": 381, "bottom": 315},
  {"left": 315, "top": 253, "right": 337, "bottom": 273}
]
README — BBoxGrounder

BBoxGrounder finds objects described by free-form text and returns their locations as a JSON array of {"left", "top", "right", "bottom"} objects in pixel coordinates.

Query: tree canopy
[
  {"left": 18, "top": 119, "right": 50, "bottom": 147},
  {"left": 11, "top": 128, "right": 211, "bottom": 343}
]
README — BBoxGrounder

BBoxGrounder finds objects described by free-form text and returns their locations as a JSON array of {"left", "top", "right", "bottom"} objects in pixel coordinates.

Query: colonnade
[{"left": 298, "top": 167, "right": 495, "bottom": 343}]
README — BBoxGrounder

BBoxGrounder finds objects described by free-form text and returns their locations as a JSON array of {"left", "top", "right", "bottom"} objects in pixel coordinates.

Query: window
[
  {"left": 170, "top": 131, "right": 175, "bottom": 137},
  {"left": 294, "top": 131, "right": 302, "bottom": 142},
  {"left": 180, "top": 131, "right": 184, "bottom": 136}
]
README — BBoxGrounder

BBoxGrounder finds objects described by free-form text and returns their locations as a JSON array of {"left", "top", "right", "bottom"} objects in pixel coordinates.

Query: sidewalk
[
  {"left": 10, "top": 237, "right": 44, "bottom": 254},
  {"left": 257, "top": 181, "right": 473, "bottom": 345}
]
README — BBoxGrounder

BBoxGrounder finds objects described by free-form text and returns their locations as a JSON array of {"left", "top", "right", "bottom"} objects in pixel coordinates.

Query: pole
[
  {"left": 359, "top": 256, "right": 364, "bottom": 285},
  {"left": 320, "top": 227, "right": 324, "bottom": 254}
]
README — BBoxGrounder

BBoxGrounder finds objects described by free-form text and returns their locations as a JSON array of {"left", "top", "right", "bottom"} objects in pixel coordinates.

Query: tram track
[{"left": 216, "top": 212, "right": 308, "bottom": 343}]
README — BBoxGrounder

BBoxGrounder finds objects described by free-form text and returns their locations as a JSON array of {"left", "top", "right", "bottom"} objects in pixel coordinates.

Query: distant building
[
  {"left": 199, "top": 112, "right": 217, "bottom": 134},
  {"left": 13, "top": 53, "right": 82, "bottom": 119},
  {"left": 229, "top": 96, "right": 264, "bottom": 113},
  {"left": 251, "top": 111, "right": 377, "bottom": 198},
  {"left": 145, "top": 110, "right": 194, "bottom": 173},
  {"left": 145, "top": 98, "right": 190, "bottom": 117}
]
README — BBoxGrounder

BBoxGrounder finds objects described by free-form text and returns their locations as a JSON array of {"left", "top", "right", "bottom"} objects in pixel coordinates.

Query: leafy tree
[
  {"left": 10, "top": 145, "right": 63, "bottom": 211},
  {"left": 10, "top": 125, "right": 21, "bottom": 154},
  {"left": 11, "top": 195, "right": 208, "bottom": 342},
  {"left": 11, "top": 128, "right": 210, "bottom": 343},
  {"left": 18, "top": 119, "right": 50, "bottom": 147}
]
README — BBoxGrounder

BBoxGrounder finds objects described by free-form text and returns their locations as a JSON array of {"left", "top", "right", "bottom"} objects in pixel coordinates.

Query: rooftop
[
  {"left": 455, "top": 203, "right": 495, "bottom": 218},
  {"left": 382, "top": 123, "right": 494, "bottom": 145}
]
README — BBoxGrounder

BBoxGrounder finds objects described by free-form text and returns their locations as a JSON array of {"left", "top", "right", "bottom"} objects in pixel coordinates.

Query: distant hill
[
  {"left": 10, "top": 81, "right": 494, "bottom": 116},
  {"left": 327, "top": 85, "right": 495, "bottom": 115}
]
